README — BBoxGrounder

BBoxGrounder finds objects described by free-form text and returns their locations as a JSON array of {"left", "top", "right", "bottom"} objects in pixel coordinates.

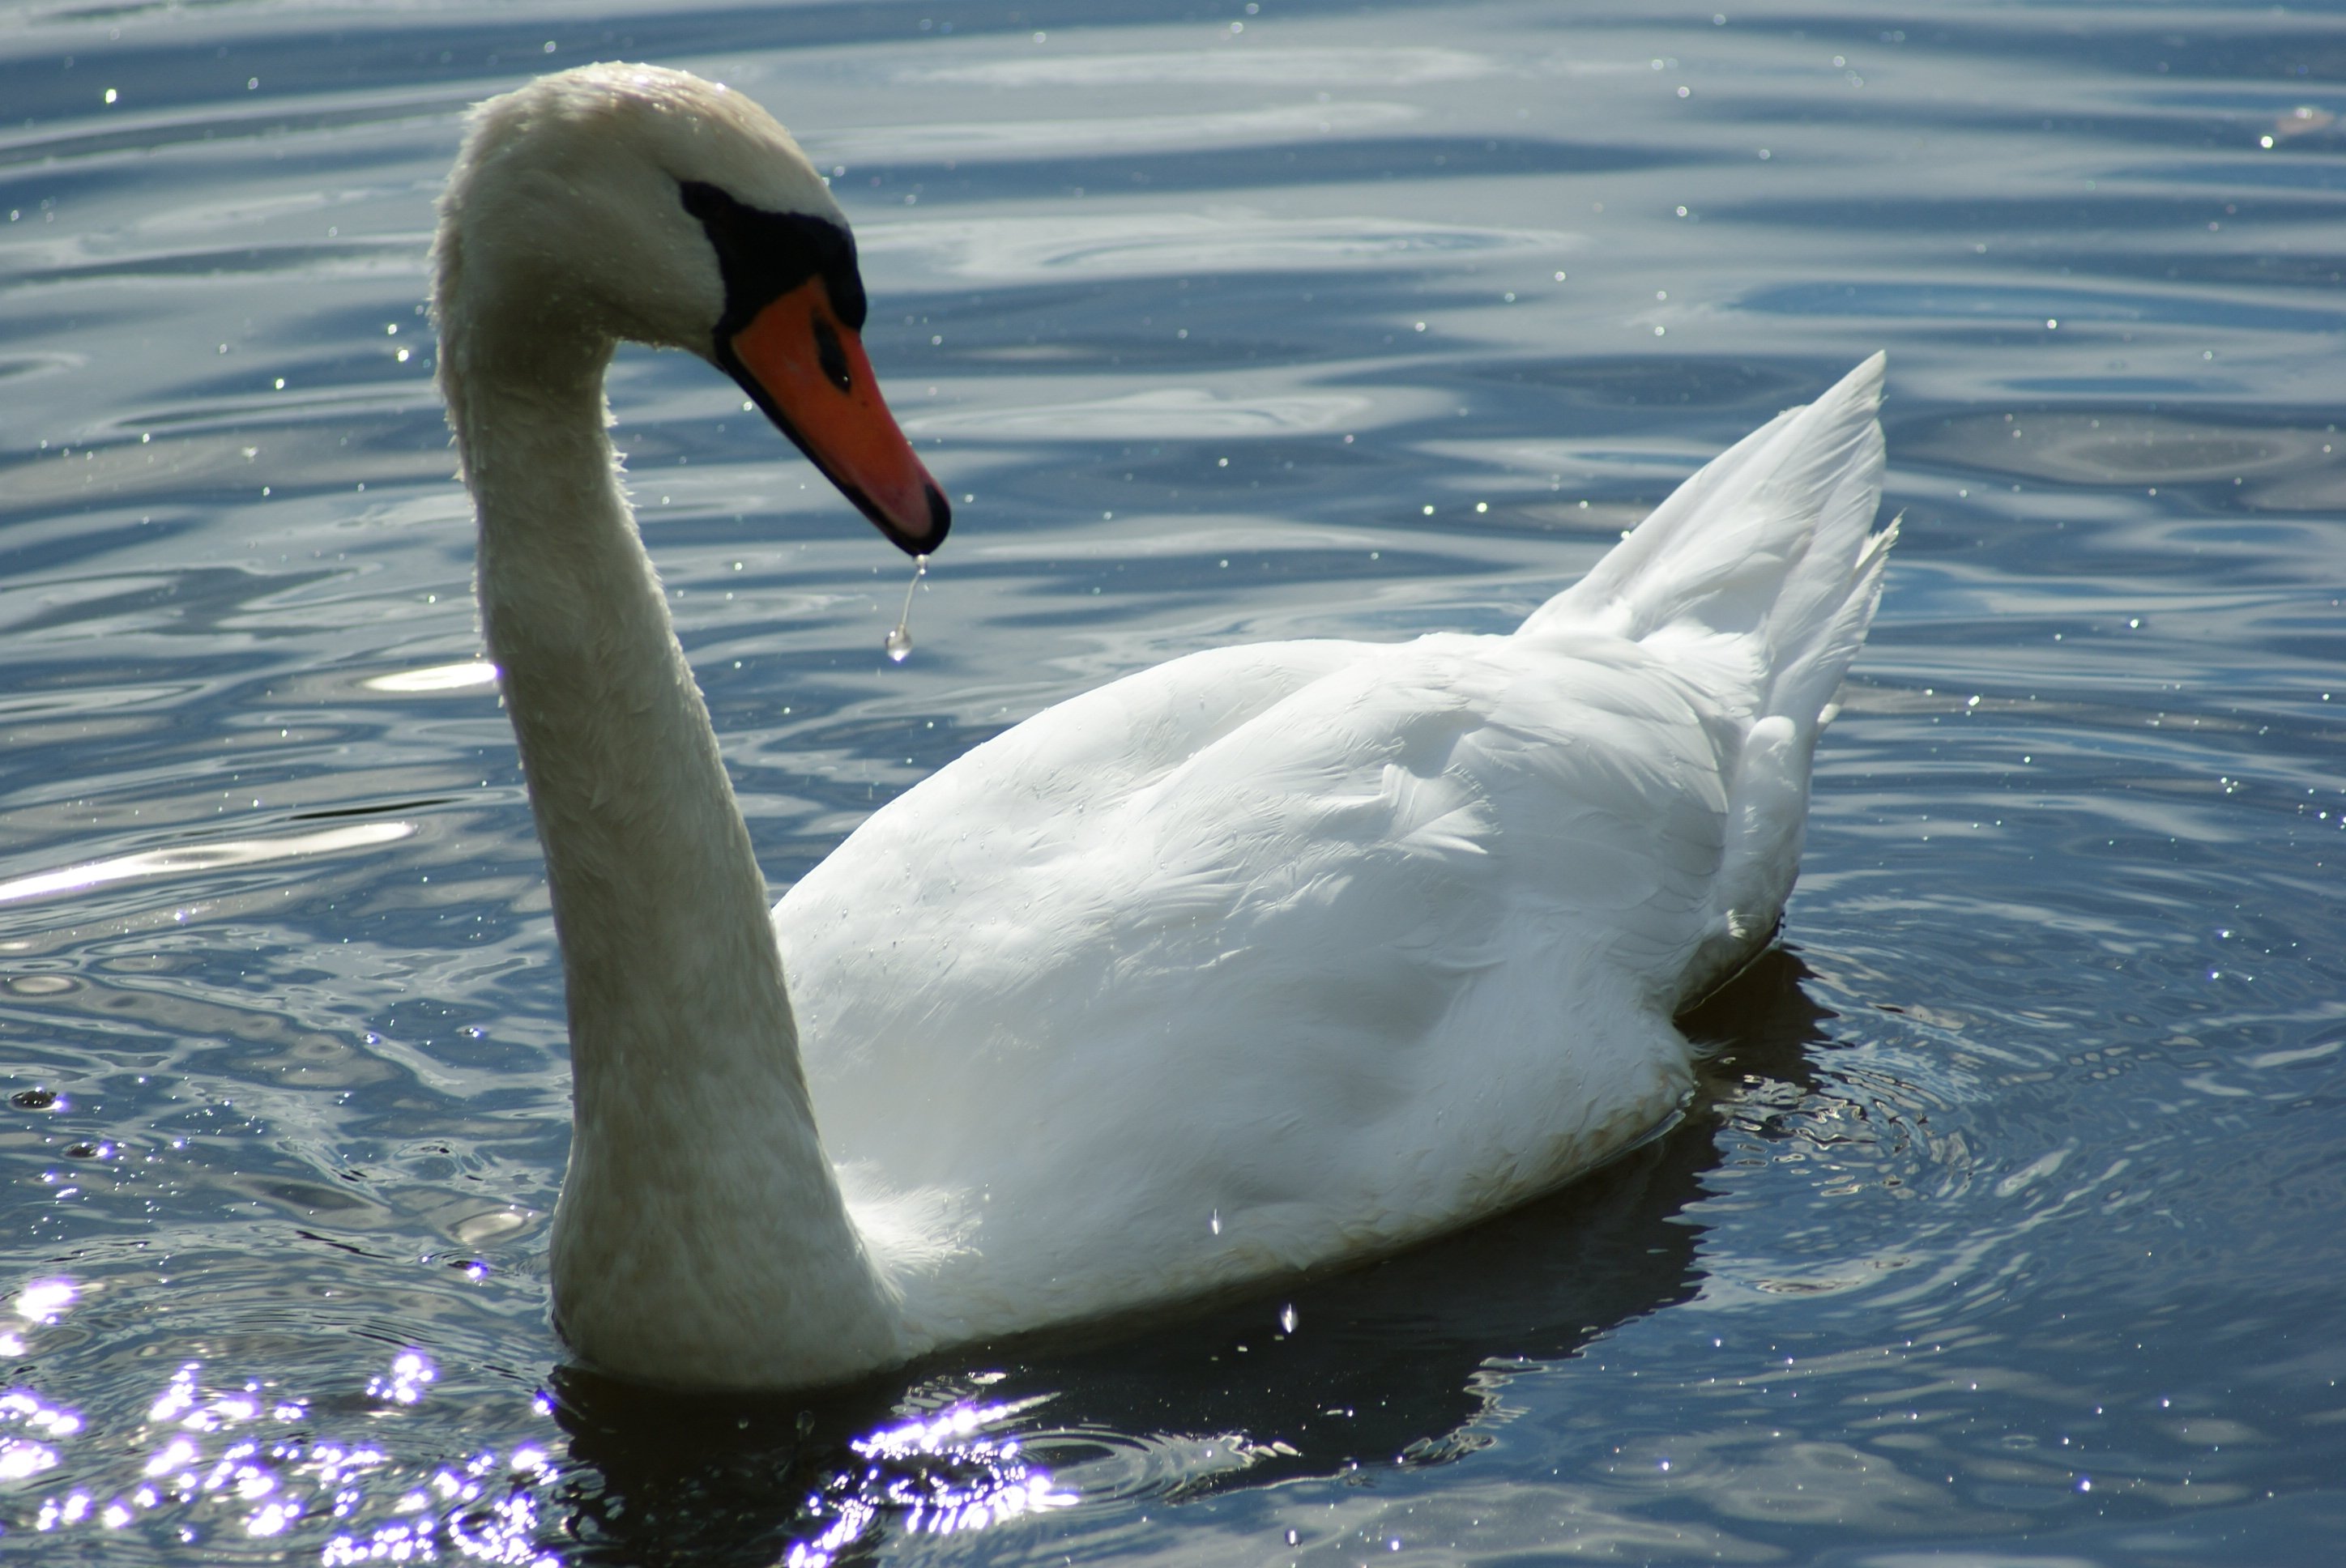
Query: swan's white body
[{"left": 434, "top": 65, "right": 1892, "bottom": 1391}]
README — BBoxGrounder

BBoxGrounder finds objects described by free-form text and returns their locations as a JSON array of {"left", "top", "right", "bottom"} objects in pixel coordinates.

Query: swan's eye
[{"left": 811, "top": 313, "right": 852, "bottom": 394}]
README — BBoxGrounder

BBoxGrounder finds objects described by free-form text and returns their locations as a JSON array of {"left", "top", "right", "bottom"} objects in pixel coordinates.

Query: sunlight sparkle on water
[
  {"left": 0, "top": 1388, "right": 79, "bottom": 1481},
  {"left": 14, "top": 1355, "right": 560, "bottom": 1564},
  {"left": 783, "top": 1400, "right": 1073, "bottom": 1567},
  {"left": 361, "top": 659, "right": 499, "bottom": 693},
  {"left": 0, "top": 824, "right": 415, "bottom": 907},
  {"left": 15, "top": 1277, "right": 77, "bottom": 1322},
  {"left": 365, "top": 1350, "right": 435, "bottom": 1406}
]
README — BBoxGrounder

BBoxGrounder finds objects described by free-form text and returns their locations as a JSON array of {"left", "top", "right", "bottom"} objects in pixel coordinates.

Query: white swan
[{"left": 433, "top": 63, "right": 1893, "bottom": 1392}]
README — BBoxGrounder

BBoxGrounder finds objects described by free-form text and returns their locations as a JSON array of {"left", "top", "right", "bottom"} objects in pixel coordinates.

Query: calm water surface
[{"left": 3, "top": 1, "right": 2343, "bottom": 1562}]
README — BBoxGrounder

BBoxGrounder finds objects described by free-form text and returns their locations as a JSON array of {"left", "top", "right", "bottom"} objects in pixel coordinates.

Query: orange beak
[{"left": 724, "top": 278, "right": 949, "bottom": 555}]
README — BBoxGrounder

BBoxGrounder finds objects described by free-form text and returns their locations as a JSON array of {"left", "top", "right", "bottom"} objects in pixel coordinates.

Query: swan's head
[{"left": 435, "top": 63, "right": 947, "bottom": 554}]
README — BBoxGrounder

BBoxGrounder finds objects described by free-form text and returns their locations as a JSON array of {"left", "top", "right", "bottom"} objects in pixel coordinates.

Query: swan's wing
[{"left": 774, "top": 628, "right": 1730, "bottom": 1321}]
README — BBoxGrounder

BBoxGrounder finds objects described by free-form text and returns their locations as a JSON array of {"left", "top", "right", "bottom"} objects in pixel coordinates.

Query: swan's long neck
[{"left": 443, "top": 321, "right": 900, "bottom": 1388}]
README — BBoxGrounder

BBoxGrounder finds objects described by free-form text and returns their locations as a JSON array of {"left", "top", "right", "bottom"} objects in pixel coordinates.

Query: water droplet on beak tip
[{"left": 884, "top": 553, "right": 929, "bottom": 663}]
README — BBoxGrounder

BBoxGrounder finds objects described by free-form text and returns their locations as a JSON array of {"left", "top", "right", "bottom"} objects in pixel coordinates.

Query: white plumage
[
  {"left": 433, "top": 63, "right": 1892, "bottom": 1391},
  {"left": 785, "top": 356, "right": 1893, "bottom": 1349}
]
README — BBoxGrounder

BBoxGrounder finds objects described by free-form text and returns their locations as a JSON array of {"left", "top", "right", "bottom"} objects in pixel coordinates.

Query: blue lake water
[{"left": 2, "top": 0, "right": 2343, "bottom": 1562}]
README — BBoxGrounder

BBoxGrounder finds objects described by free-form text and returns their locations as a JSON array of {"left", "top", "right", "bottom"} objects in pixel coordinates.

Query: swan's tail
[
  {"left": 1518, "top": 354, "right": 1895, "bottom": 1003},
  {"left": 1519, "top": 352, "right": 1894, "bottom": 730}
]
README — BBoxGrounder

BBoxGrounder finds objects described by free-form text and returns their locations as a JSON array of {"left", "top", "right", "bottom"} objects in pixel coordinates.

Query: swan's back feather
[
  {"left": 775, "top": 358, "right": 1892, "bottom": 1348},
  {"left": 783, "top": 634, "right": 1710, "bottom": 1340}
]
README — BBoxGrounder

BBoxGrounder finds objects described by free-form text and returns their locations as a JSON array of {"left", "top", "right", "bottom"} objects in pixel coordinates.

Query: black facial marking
[{"left": 678, "top": 179, "right": 868, "bottom": 341}]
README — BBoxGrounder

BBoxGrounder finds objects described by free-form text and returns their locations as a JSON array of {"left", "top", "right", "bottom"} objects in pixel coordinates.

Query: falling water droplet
[
  {"left": 885, "top": 553, "right": 928, "bottom": 663},
  {"left": 1209, "top": 1208, "right": 1221, "bottom": 1236},
  {"left": 1279, "top": 1303, "right": 1298, "bottom": 1334}
]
